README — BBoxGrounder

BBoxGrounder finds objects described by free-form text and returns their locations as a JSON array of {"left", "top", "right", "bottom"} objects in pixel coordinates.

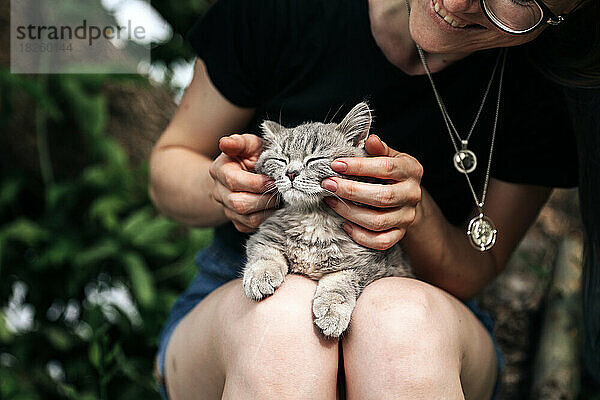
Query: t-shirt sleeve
[
  {"left": 491, "top": 51, "right": 578, "bottom": 188},
  {"left": 186, "top": 0, "right": 288, "bottom": 107}
]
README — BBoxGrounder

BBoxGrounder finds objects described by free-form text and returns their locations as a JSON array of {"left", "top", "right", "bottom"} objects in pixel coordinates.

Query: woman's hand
[
  {"left": 322, "top": 135, "right": 423, "bottom": 250},
  {"left": 209, "top": 134, "right": 278, "bottom": 233}
]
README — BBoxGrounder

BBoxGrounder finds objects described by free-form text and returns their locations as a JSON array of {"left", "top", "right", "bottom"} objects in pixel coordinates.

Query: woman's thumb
[{"left": 219, "top": 134, "right": 263, "bottom": 158}]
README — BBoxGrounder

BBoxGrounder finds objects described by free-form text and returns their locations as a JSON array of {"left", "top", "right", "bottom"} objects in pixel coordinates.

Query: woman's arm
[
  {"left": 149, "top": 59, "right": 257, "bottom": 227},
  {"left": 403, "top": 179, "right": 551, "bottom": 299},
  {"left": 324, "top": 135, "right": 552, "bottom": 299}
]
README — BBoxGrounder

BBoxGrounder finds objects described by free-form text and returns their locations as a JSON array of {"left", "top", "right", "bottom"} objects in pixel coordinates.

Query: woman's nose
[{"left": 440, "top": 0, "right": 479, "bottom": 14}]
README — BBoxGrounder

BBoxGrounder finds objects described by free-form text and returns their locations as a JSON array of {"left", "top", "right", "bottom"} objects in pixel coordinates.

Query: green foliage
[
  {"left": 0, "top": 71, "right": 211, "bottom": 400},
  {"left": 0, "top": 1, "right": 219, "bottom": 397}
]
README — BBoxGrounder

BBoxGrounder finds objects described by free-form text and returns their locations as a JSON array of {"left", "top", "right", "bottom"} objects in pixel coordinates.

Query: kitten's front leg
[
  {"left": 313, "top": 270, "right": 360, "bottom": 338},
  {"left": 243, "top": 237, "right": 289, "bottom": 301}
]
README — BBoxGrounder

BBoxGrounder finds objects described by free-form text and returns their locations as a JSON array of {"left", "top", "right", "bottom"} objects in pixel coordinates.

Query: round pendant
[
  {"left": 453, "top": 150, "right": 477, "bottom": 174},
  {"left": 467, "top": 213, "right": 497, "bottom": 251}
]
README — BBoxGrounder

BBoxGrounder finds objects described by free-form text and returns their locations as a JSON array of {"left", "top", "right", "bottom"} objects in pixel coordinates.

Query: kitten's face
[{"left": 255, "top": 102, "right": 372, "bottom": 208}]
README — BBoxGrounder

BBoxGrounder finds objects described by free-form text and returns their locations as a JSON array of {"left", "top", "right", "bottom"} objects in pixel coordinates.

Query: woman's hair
[
  {"left": 528, "top": 0, "right": 600, "bottom": 88},
  {"left": 529, "top": 0, "right": 600, "bottom": 385},
  {"left": 567, "top": 90, "right": 600, "bottom": 384}
]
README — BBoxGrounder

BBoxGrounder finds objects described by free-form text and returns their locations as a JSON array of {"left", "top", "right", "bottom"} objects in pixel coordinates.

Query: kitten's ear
[
  {"left": 336, "top": 102, "right": 372, "bottom": 148},
  {"left": 261, "top": 120, "right": 284, "bottom": 143}
]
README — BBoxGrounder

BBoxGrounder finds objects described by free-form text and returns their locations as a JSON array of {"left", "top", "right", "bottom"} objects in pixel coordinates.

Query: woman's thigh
[
  {"left": 164, "top": 274, "right": 339, "bottom": 400},
  {"left": 342, "top": 277, "right": 497, "bottom": 400}
]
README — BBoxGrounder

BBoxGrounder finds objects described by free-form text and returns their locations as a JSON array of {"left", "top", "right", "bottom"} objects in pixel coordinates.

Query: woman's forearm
[
  {"left": 149, "top": 145, "right": 227, "bottom": 227},
  {"left": 402, "top": 190, "right": 497, "bottom": 300}
]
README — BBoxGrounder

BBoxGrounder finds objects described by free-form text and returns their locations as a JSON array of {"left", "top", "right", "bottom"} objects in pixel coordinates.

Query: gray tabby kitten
[{"left": 243, "top": 102, "right": 413, "bottom": 338}]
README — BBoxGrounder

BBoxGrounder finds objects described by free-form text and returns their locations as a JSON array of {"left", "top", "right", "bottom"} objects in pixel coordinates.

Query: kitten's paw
[
  {"left": 312, "top": 291, "right": 355, "bottom": 338},
  {"left": 242, "top": 260, "right": 286, "bottom": 301}
]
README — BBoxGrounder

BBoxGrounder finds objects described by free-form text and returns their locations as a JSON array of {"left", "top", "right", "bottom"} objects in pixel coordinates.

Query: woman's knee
[
  {"left": 223, "top": 275, "right": 338, "bottom": 381},
  {"left": 228, "top": 274, "right": 320, "bottom": 339},
  {"left": 342, "top": 278, "right": 465, "bottom": 396},
  {"left": 346, "top": 277, "right": 461, "bottom": 361}
]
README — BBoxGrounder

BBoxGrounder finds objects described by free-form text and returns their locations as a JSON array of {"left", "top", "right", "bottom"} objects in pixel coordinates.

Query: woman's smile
[
  {"left": 426, "top": 0, "right": 488, "bottom": 34},
  {"left": 432, "top": 0, "right": 469, "bottom": 27}
]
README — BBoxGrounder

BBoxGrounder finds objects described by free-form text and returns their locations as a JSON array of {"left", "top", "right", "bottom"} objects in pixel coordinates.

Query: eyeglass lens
[{"left": 482, "top": 0, "right": 544, "bottom": 33}]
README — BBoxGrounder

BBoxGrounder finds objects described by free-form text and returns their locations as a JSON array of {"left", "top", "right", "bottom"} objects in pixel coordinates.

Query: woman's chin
[{"left": 410, "top": 23, "right": 457, "bottom": 54}]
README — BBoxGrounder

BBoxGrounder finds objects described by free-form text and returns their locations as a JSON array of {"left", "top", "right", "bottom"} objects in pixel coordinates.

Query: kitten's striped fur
[{"left": 243, "top": 103, "right": 413, "bottom": 338}]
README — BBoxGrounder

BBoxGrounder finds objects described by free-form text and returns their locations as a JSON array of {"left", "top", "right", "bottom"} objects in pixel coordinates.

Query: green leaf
[
  {"left": 0, "top": 178, "right": 22, "bottom": 209},
  {"left": 57, "top": 383, "right": 81, "bottom": 400},
  {"left": 58, "top": 76, "right": 106, "bottom": 137},
  {"left": 0, "top": 312, "right": 14, "bottom": 343},
  {"left": 144, "top": 242, "right": 180, "bottom": 258},
  {"left": 121, "top": 208, "right": 152, "bottom": 239},
  {"left": 131, "top": 216, "right": 176, "bottom": 247},
  {"left": 37, "top": 237, "right": 79, "bottom": 268},
  {"left": 81, "top": 165, "right": 110, "bottom": 189},
  {"left": 45, "top": 326, "right": 73, "bottom": 351},
  {"left": 0, "top": 71, "right": 62, "bottom": 121},
  {"left": 89, "top": 195, "right": 128, "bottom": 231},
  {"left": 88, "top": 341, "right": 101, "bottom": 370},
  {"left": 105, "top": 342, "right": 122, "bottom": 364},
  {"left": 122, "top": 252, "right": 156, "bottom": 308},
  {"left": 157, "top": 291, "right": 179, "bottom": 313},
  {"left": 95, "top": 138, "right": 127, "bottom": 168},
  {"left": 188, "top": 228, "right": 214, "bottom": 250},
  {"left": 73, "top": 239, "right": 120, "bottom": 267},
  {"left": 46, "top": 183, "right": 77, "bottom": 213},
  {"left": 0, "top": 218, "right": 50, "bottom": 246}
]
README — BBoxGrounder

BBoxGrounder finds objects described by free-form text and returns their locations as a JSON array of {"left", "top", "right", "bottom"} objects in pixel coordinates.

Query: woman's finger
[
  {"left": 215, "top": 161, "right": 274, "bottom": 193},
  {"left": 224, "top": 207, "right": 274, "bottom": 231},
  {"left": 224, "top": 208, "right": 254, "bottom": 232},
  {"left": 341, "top": 221, "right": 406, "bottom": 250},
  {"left": 214, "top": 181, "right": 278, "bottom": 215},
  {"left": 331, "top": 156, "right": 423, "bottom": 181},
  {"left": 321, "top": 178, "right": 421, "bottom": 208},
  {"left": 364, "top": 135, "right": 401, "bottom": 157},
  {"left": 324, "top": 198, "right": 416, "bottom": 231},
  {"left": 219, "top": 134, "right": 264, "bottom": 169},
  {"left": 230, "top": 219, "right": 254, "bottom": 233}
]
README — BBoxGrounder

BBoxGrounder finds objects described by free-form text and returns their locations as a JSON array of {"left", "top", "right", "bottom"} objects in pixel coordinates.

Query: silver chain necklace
[
  {"left": 404, "top": 0, "right": 507, "bottom": 251},
  {"left": 427, "top": 50, "right": 503, "bottom": 174}
]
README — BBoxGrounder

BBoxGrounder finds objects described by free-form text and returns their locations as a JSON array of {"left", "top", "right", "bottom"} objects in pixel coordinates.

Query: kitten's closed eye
[
  {"left": 305, "top": 156, "right": 329, "bottom": 165},
  {"left": 265, "top": 158, "right": 288, "bottom": 166}
]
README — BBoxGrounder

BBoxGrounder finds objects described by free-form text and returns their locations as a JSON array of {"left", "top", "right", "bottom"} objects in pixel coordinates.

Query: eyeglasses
[{"left": 480, "top": 0, "right": 584, "bottom": 35}]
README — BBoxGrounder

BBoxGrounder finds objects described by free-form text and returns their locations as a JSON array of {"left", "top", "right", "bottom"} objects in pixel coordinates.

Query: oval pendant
[
  {"left": 453, "top": 150, "right": 477, "bottom": 174},
  {"left": 467, "top": 213, "right": 497, "bottom": 251}
]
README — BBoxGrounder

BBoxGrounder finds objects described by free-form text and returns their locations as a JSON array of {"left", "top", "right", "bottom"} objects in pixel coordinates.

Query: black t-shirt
[{"left": 187, "top": 0, "right": 578, "bottom": 254}]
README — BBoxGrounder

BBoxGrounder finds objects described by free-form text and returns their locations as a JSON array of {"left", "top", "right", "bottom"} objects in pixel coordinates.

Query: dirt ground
[{"left": 478, "top": 188, "right": 583, "bottom": 399}]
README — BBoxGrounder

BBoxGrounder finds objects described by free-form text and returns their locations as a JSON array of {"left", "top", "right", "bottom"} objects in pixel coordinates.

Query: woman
[
  {"left": 527, "top": 1, "right": 600, "bottom": 385},
  {"left": 149, "top": 0, "right": 586, "bottom": 398}
]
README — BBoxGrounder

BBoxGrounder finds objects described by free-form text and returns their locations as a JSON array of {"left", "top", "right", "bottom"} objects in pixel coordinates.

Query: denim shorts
[{"left": 155, "top": 238, "right": 503, "bottom": 399}]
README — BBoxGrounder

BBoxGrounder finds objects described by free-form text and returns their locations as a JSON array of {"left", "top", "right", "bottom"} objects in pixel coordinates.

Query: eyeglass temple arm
[{"left": 543, "top": 0, "right": 587, "bottom": 25}]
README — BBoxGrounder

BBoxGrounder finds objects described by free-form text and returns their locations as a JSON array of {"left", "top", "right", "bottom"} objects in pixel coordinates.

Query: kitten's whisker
[
  {"left": 259, "top": 181, "right": 277, "bottom": 193},
  {"left": 321, "top": 189, "right": 351, "bottom": 211},
  {"left": 256, "top": 188, "right": 279, "bottom": 209},
  {"left": 258, "top": 192, "right": 280, "bottom": 222},
  {"left": 259, "top": 185, "right": 277, "bottom": 195},
  {"left": 328, "top": 103, "right": 346, "bottom": 124},
  {"left": 266, "top": 192, "right": 280, "bottom": 209}
]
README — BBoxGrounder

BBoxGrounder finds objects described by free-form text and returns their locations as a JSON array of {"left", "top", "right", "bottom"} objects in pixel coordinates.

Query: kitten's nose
[{"left": 286, "top": 161, "right": 302, "bottom": 182}]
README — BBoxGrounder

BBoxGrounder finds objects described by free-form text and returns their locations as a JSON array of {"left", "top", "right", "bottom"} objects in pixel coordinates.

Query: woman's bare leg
[
  {"left": 343, "top": 277, "right": 497, "bottom": 400},
  {"left": 164, "top": 274, "right": 339, "bottom": 400}
]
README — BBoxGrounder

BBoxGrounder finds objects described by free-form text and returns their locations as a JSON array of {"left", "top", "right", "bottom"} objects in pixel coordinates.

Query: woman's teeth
[{"left": 432, "top": 0, "right": 468, "bottom": 28}]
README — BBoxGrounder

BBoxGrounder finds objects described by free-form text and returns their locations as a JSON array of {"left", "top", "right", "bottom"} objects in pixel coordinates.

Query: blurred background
[
  {"left": 1, "top": 0, "right": 214, "bottom": 398},
  {"left": 0, "top": 0, "right": 596, "bottom": 399}
]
